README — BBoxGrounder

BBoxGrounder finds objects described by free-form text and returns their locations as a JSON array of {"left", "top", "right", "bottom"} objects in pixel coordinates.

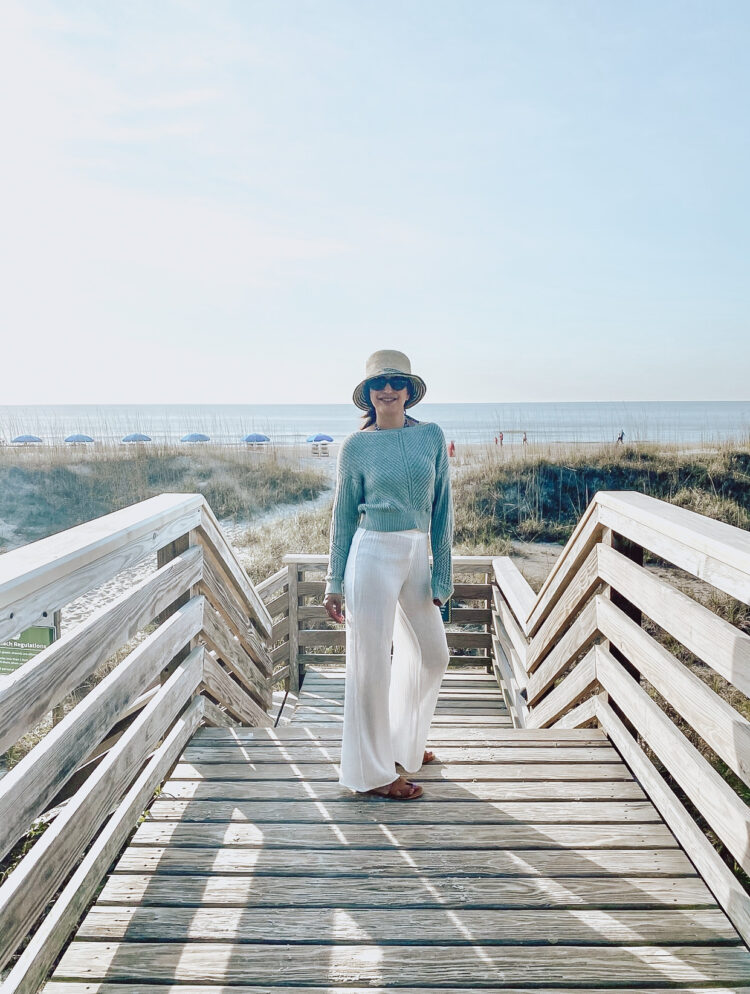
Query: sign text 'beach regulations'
[{"left": 0, "top": 625, "right": 56, "bottom": 676}]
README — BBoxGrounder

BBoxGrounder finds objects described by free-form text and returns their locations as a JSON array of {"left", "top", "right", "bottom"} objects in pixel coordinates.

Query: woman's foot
[{"left": 359, "top": 776, "right": 423, "bottom": 800}]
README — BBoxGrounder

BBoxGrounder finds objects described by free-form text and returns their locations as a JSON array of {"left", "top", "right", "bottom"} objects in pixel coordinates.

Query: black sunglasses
[{"left": 368, "top": 375, "right": 410, "bottom": 392}]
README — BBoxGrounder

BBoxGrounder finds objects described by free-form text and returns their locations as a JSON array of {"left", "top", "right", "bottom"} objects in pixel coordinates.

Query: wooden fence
[
  {"left": 259, "top": 554, "right": 497, "bottom": 693},
  {"left": 491, "top": 490, "right": 750, "bottom": 947},
  {"left": 0, "top": 494, "right": 273, "bottom": 993}
]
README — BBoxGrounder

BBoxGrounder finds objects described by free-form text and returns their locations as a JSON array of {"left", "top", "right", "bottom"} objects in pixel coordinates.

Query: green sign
[{"left": 0, "top": 626, "right": 56, "bottom": 676}]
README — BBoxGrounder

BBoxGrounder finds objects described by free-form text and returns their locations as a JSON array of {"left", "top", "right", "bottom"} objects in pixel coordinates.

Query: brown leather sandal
[
  {"left": 359, "top": 776, "right": 423, "bottom": 800},
  {"left": 423, "top": 749, "right": 437, "bottom": 765}
]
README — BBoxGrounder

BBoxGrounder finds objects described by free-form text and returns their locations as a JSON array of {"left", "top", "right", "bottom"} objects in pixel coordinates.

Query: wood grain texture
[
  {"left": 597, "top": 647, "right": 750, "bottom": 877},
  {"left": 0, "top": 648, "right": 203, "bottom": 971},
  {"left": 0, "top": 545, "right": 202, "bottom": 755},
  {"left": 597, "top": 688, "right": 750, "bottom": 947},
  {"left": 169, "top": 760, "right": 632, "bottom": 782},
  {"left": 96, "top": 872, "right": 713, "bottom": 908},
  {"left": 131, "top": 820, "right": 679, "bottom": 850},
  {"left": 0, "top": 596, "right": 204, "bottom": 864},
  {"left": 1, "top": 698, "right": 204, "bottom": 994},
  {"left": 52, "top": 941, "right": 750, "bottom": 986},
  {"left": 0, "top": 493, "right": 203, "bottom": 644},
  {"left": 114, "top": 843, "right": 692, "bottom": 878},
  {"left": 78, "top": 905, "right": 736, "bottom": 944},
  {"left": 201, "top": 654, "right": 272, "bottom": 728}
]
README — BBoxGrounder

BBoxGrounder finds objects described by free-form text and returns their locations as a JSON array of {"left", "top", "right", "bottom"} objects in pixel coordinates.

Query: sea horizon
[{"left": 1, "top": 400, "right": 749, "bottom": 447}]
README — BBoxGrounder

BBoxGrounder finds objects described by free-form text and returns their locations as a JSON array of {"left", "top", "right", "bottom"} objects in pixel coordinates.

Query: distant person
[
  {"left": 617, "top": 429, "right": 625, "bottom": 444},
  {"left": 522, "top": 432, "right": 528, "bottom": 446},
  {"left": 498, "top": 432, "right": 503, "bottom": 446},
  {"left": 323, "top": 349, "right": 453, "bottom": 801},
  {"left": 448, "top": 439, "right": 456, "bottom": 457},
  {"left": 494, "top": 436, "right": 498, "bottom": 445}
]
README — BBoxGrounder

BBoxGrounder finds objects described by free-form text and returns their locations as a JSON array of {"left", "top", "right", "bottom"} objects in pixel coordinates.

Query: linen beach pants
[{"left": 339, "top": 527, "right": 450, "bottom": 792}]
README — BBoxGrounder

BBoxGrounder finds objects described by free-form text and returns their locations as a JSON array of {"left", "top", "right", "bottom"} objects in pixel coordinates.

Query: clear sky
[{"left": 2, "top": 0, "right": 749, "bottom": 404}]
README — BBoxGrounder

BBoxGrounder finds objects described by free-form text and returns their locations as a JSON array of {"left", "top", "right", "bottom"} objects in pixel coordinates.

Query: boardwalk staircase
[{"left": 0, "top": 491, "right": 748, "bottom": 992}]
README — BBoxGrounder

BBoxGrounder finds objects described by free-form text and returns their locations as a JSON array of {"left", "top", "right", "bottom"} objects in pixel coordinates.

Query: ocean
[{"left": 0, "top": 401, "right": 748, "bottom": 447}]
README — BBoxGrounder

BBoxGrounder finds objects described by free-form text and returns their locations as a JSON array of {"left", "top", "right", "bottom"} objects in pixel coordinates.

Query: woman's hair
[{"left": 359, "top": 382, "right": 414, "bottom": 429}]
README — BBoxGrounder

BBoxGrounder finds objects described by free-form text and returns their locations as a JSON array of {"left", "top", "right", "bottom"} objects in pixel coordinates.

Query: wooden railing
[
  {"left": 259, "top": 554, "right": 497, "bottom": 692},
  {"left": 0, "top": 494, "right": 273, "bottom": 993},
  {"left": 492, "top": 490, "right": 750, "bottom": 947}
]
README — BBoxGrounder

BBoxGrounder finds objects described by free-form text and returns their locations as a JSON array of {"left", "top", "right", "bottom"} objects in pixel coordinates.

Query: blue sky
[{"left": 1, "top": 0, "right": 748, "bottom": 404}]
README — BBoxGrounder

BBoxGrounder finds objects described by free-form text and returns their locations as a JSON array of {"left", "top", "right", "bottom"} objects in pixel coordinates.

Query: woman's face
[{"left": 369, "top": 378, "right": 409, "bottom": 418}]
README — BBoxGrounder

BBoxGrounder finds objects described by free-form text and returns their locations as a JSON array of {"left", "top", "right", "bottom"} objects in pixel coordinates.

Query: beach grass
[{"left": 0, "top": 442, "right": 329, "bottom": 549}]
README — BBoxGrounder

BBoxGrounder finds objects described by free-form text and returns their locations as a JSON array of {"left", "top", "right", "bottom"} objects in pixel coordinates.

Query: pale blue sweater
[{"left": 325, "top": 422, "right": 454, "bottom": 604}]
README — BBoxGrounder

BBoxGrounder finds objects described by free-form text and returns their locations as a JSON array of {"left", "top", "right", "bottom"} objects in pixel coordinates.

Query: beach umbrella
[
  {"left": 307, "top": 433, "right": 333, "bottom": 443},
  {"left": 122, "top": 432, "right": 152, "bottom": 443},
  {"left": 65, "top": 433, "right": 94, "bottom": 444},
  {"left": 243, "top": 432, "right": 270, "bottom": 443},
  {"left": 12, "top": 434, "right": 43, "bottom": 444},
  {"left": 181, "top": 432, "right": 210, "bottom": 443}
]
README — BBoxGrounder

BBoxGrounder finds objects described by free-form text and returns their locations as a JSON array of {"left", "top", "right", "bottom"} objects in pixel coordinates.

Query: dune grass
[{"left": 0, "top": 443, "right": 329, "bottom": 549}]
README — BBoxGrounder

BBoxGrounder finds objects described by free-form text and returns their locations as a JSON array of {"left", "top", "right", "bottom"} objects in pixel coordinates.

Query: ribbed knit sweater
[{"left": 325, "top": 422, "right": 454, "bottom": 604}]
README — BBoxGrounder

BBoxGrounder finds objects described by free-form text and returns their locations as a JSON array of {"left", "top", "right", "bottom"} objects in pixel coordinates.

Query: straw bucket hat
[{"left": 352, "top": 350, "right": 427, "bottom": 411}]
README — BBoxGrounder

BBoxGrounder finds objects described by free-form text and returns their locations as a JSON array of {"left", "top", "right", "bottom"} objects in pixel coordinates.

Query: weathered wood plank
[
  {"left": 597, "top": 595, "right": 750, "bottom": 790},
  {"left": 526, "top": 646, "right": 597, "bottom": 729},
  {"left": 145, "top": 797, "right": 662, "bottom": 824},
  {"left": 192, "top": 726, "right": 608, "bottom": 742},
  {"left": 41, "top": 987, "right": 750, "bottom": 994},
  {"left": 132, "top": 820, "right": 680, "bottom": 850},
  {"left": 198, "top": 546, "right": 273, "bottom": 677},
  {"left": 96, "top": 872, "right": 712, "bottom": 908},
  {"left": 0, "top": 648, "right": 203, "bottom": 971},
  {"left": 0, "top": 597, "right": 204, "bottom": 863},
  {"left": 200, "top": 600, "right": 270, "bottom": 709},
  {"left": 597, "top": 691, "right": 750, "bottom": 948},
  {"left": 78, "top": 905, "right": 735, "bottom": 944},
  {"left": 201, "top": 655, "right": 272, "bottom": 728},
  {"left": 0, "top": 546, "right": 202, "bottom": 756},
  {"left": 196, "top": 503, "right": 272, "bottom": 638},
  {"left": 180, "top": 744, "right": 619, "bottom": 764},
  {"left": 596, "top": 489, "right": 750, "bottom": 605},
  {"left": 1, "top": 698, "right": 204, "bottom": 994},
  {"left": 597, "top": 542, "right": 750, "bottom": 699},
  {"left": 52, "top": 942, "right": 750, "bottom": 985},
  {"left": 0, "top": 493, "right": 203, "bottom": 645},
  {"left": 170, "top": 760, "right": 633, "bottom": 782},
  {"left": 158, "top": 777, "right": 645, "bottom": 802},
  {"left": 493, "top": 556, "right": 536, "bottom": 631},
  {"left": 114, "top": 844, "right": 695, "bottom": 878},
  {"left": 597, "top": 646, "right": 750, "bottom": 877}
]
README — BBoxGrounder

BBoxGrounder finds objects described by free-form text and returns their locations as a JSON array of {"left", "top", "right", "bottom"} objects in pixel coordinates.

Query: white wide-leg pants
[{"left": 339, "top": 527, "right": 450, "bottom": 792}]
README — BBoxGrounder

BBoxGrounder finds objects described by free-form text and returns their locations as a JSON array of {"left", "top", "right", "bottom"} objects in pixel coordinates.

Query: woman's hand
[
  {"left": 433, "top": 598, "right": 442, "bottom": 607},
  {"left": 324, "top": 594, "right": 345, "bottom": 624}
]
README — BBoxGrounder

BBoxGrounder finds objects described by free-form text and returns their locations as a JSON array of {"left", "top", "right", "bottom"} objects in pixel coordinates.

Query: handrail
[
  {"left": 0, "top": 493, "right": 274, "bottom": 988},
  {"left": 491, "top": 489, "right": 750, "bottom": 947}
]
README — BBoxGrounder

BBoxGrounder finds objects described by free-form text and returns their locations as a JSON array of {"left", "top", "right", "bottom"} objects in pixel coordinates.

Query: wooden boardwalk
[{"left": 44, "top": 666, "right": 750, "bottom": 991}]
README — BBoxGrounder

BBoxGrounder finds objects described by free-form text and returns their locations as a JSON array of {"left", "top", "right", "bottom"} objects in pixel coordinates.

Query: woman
[{"left": 323, "top": 350, "right": 453, "bottom": 800}]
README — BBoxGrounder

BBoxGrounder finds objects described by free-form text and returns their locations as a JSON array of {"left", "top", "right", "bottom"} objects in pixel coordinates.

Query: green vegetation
[
  {"left": 0, "top": 444, "right": 329, "bottom": 548},
  {"left": 453, "top": 444, "right": 750, "bottom": 545}
]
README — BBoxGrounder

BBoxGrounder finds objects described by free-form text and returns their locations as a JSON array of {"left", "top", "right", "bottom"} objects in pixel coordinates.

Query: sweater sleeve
[
  {"left": 325, "top": 440, "right": 363, "bottom": 597},
  {"left": 430, "top": 428, "right": 454, "bottom": 604}
]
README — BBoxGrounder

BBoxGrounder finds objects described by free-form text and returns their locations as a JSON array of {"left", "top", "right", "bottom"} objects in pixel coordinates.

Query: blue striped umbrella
[
  {"left": 12, "top": 434, "right": 42, "bottom": 444},
  {"left": 65, "top": 433, "right": 94, "bottom": 443},
  {"left": 306, "top": 433, "right": 333, "bottom": 442},
  {"left": 181, "top": 433, "right": 210, "bottom": 442},
  {"left": 244, "top": 433, "right": 270, "bottom": 443},
  {"left": 122, "top": 432, "right": 152, "bottom": 443}
]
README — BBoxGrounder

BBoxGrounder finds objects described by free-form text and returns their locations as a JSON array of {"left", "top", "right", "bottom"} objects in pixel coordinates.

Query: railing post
[
  {"left": 601, "top": 527, "right": 643, "bottom": 737},
  {"left": 287, "top": 561, "right": 300, "bottom": 693},
  {"left": 157, "top": 532, "right": 194, "bottom": 680}
]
